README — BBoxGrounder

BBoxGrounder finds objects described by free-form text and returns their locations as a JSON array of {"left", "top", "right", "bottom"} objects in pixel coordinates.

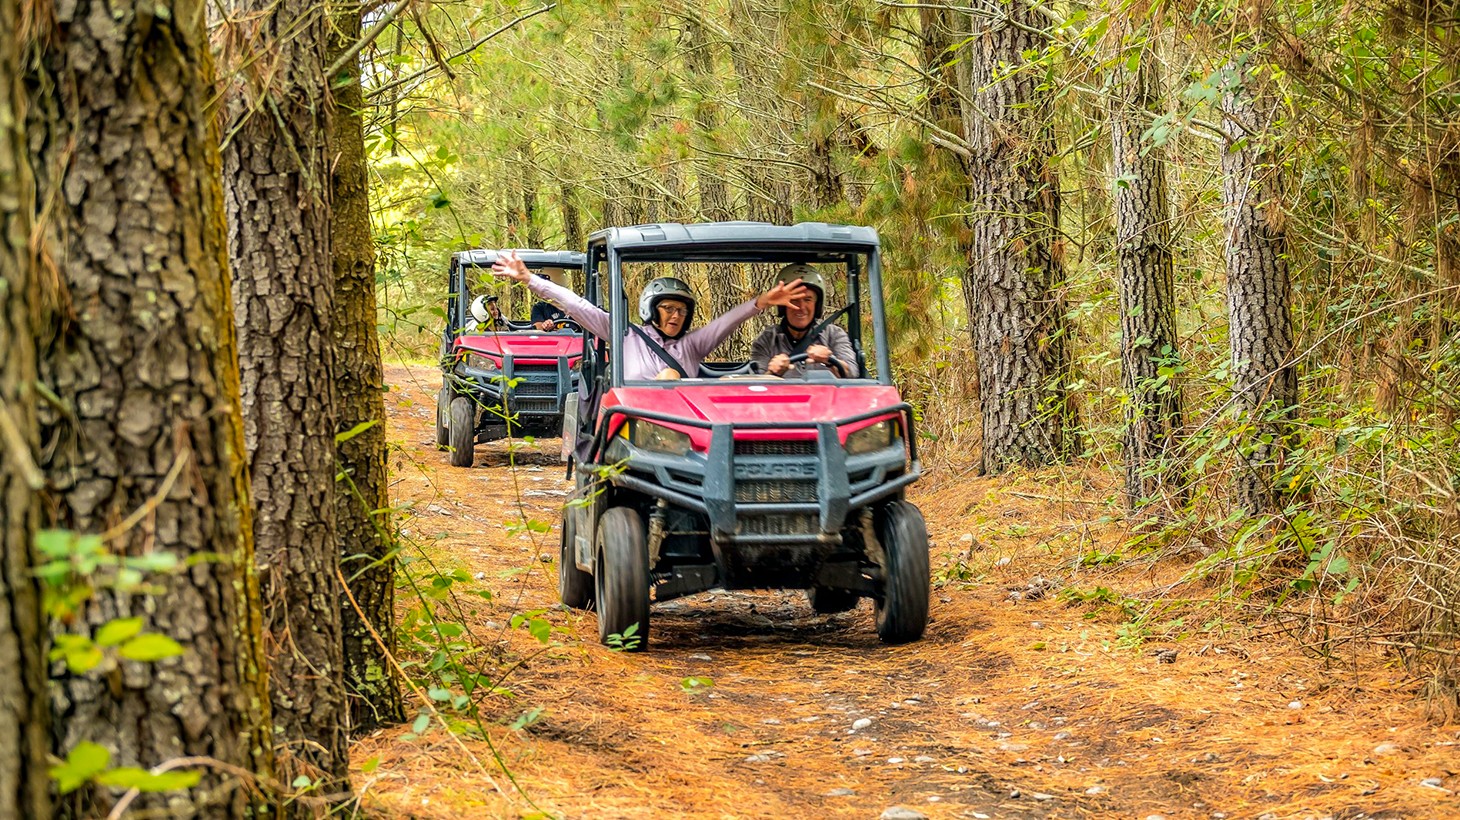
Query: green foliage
[
  {"left": 679, "top": 676, "right": 714, "bottom": 693},
  {"left": 604, "top": 622, "right": 641, "bottom": 651},
  {"left": 50, "top": 742, "right": 201, "bottom": 795}
]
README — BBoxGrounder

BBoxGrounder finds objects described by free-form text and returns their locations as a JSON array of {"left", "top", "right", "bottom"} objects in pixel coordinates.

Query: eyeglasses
[{"left": 658, "top": 305, "right": 689, "bottom": 318}]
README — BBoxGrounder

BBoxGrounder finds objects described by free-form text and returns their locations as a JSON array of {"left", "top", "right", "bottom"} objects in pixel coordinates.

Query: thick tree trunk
[
  {"left": 1111, "top": 39, "right": 1185, "bottom": 509},
  {"left": 1221, "top": 66, "right": 1297, "bottom": 514},
  {"left": 215, "top": 0, "right": 352, "bottom": 787},
  {"left": 0, "top": 8, "right": 50, "bottom": 815},
  {"left": 329, "top": 4, "right": 406, "bottom": 733},
  {"left": 959, "top": 3, "right": 1075, "bottom": 474},
  {"left": 26, "top": 0, "right": 274, "bottom": 813}
]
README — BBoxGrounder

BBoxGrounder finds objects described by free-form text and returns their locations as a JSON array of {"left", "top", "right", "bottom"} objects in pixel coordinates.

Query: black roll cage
[{"left": 444, "top": 248, "right": 586, "bottom": 344}]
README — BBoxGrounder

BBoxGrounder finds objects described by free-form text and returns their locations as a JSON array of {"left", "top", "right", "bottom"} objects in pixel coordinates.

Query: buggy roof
[
  {"left": 452, "top": 249, "right": 585, "bottom": 269},
  {"left": 588, "top": 221, "right": 880, "bottom": 262}
]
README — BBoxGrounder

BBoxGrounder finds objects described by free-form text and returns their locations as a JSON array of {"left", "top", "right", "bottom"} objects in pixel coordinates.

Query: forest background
[
  {"left": 378, "top": 0, "right": 1460, "bottom": 705},
  {"left": 3, "top": 0, "right": 1460, "bottom": 815}
]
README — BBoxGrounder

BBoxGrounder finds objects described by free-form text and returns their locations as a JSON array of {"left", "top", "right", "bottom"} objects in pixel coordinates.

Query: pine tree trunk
[
  {"left": 329, "top": 3, "right": 406, "bottom": 733},
  {"left": 26, "top": 0, "right": 274, "bottom": 812},
  {"left": 215, "top": 0, "right": 352, "bottom": 787},
  {"left": 1111, "top": 39, "right": 1185, "bottom": 509},
  {"left": 681, "top": 11, "right": 748, "bottom": 354},
  {"left": 1220, "top": 65, "right": 1297, "bottom": 514},
  {"left": 560, "top": 184, "right": 583, "bottom": 249},
  {"left": 0, "top": 8, "right": 50, "bottom": 814},
  {"left": 521, "top": 141, "right": 543, "bottom": 248},
  {"left": 959, "top": 3, "right": 1076, "bottom": 474}
]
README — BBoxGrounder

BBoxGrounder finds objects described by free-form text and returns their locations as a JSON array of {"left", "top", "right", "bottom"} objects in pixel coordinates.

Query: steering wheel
[{"left": 551, "top": 318, "right": 582, "bottom": 333}]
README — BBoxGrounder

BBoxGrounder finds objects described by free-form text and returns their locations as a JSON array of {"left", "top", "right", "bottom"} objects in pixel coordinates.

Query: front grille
[
  {"left": 735, "top": 440, "right": 816, "bottom": 456},
  {"left": 735, "top": 479, "right": 817, "bottom": 504},
  {"left": 514, "top": 381, "right": 558, "bottom": 397},
  {"left": 513, "top": 366, "right": 559, "bottom": 397},
  {"left": 514, "top": 398, "right": 556, "bottom": 413},
  {"left": 737, "top": 514, "right": 818, "bottom": 536}
]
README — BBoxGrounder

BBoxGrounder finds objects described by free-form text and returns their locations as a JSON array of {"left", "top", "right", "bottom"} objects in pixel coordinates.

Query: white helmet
[
  {"left": 469, "top": 295, "right": 495, "bottom": 324},
  {"left": 638, "top": 277, "right": 697, "bottom": 329}
]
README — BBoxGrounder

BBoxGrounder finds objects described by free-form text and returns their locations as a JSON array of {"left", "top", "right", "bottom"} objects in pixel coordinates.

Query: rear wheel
[
  {"left": 595, "top": 507, "right": 650, "bottom": 651},
  {"left": 559, "top": 505, "right": 593, "bottom": 610},
  {"left": 873, "top": 501, "right": 930, "bottom": 644},
  {"left": 435, "top": 387, "right": 451, "bottom": 448},
  {"left": 807, "top": 587, "right": 860, "bottom": 614},
  {"left": 448, "top": 396, "right": 476, "bottom": 468}
]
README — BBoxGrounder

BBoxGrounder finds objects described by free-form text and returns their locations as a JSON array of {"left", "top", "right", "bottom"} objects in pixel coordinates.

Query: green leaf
[
  {"left": 96, "top": 768, "right": 203, "bottom": 792},
  {"left": 335, "top": 419, "right": 381, "bottom": 444},
  {"left": 96, "top": 617, "right": 144, "bottom": 647},
  {"left": 412, "top": 712, "right": 431, "bottom": 734},
  {"left": 51, "top": 742, "right": 111, "bottom": 794},
  {"left": 509, "top": 706, "right": 545, "bottom": 731},
  {"left": 1125, "top": 50, "right": 1140, "bottom": 73},
  {"left": 125, "top": 552, "right": 180, "bottom": 573},
  {"left": 118, "top": 634, "right": 185, "bottom": 662},
  {"left": 1327, "top": 556, "right": 1351, "bottom": 575},
  {"left": 362, "top": 756, "right": 381, "bottom": 774},
  {"left": 528, "top": 618, "right": 551, "bottom": 644},
  {"left": 428, "top": 687, "right": 452, "bottom": 702},
  {"left": 35, "top": 529, "right": 76, "bottom": 559},
  {"left": 65, "top": 644, "right": 105, "bottom": 674}
]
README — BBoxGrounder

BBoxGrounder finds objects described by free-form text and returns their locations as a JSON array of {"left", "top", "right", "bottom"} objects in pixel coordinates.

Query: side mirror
[{"left": 469, "top": 295, "right": 490, "bottom": 324}]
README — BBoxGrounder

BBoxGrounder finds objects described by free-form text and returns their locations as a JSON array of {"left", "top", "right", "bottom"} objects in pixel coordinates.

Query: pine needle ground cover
[{"left": 351, "top": 364, "right": 1460, "bottom": 818}]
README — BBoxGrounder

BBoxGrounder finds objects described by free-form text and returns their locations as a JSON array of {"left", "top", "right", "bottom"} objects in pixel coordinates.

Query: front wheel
[
  {"left": 448, "top": 396, "right": 476, "bottom": 468},
  {"left": 559, "top": 504, "right": 593, "bottom": 610},
  {"left": 873, "top": 501, "right": 930, "bottom": 644},
  {"left": 595, "top": 507, "right": 650, "bottom": 651},
  {"left": 435, "top": 386, "right": 451, "bottom": 448}
]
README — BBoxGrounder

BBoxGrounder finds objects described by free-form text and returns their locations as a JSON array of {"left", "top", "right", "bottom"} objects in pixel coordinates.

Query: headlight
[
  {"left": 845, "top": 419, "right": 900, "bottom": 455},
  {"left": 463, "top": 353, "right": 499, "bottom": 372},
  {"left": 626, "top": 420, "right": 693, "bottom": 456}
]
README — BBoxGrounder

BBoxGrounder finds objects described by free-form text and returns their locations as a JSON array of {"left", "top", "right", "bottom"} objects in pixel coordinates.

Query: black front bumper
[
  {"left": 590, "top": 402, "right": 920, "bottom": 527},
  {"left": 453, "top": 354, "right": 577, "bottom": 419}
]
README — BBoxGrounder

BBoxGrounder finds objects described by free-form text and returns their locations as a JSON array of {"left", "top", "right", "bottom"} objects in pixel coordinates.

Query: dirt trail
[{"left": 354, "top": 364, "right": 1460, "bottom": 819}]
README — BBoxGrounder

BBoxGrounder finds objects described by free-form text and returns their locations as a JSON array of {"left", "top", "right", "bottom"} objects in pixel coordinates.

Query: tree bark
[
  {"left": 1111, "top": 37, "right": 1185, "bottom": 509},
  {"left": 0, "top": 7, "right": 50, "bottom": 815},
  {"left": 329, "top": 4, "right": 406, "bottom": 733},
  {"left": 560, "top": 183, "right": 583, "bottom": 249},
  {"left": 26, "top": 0, "right": 274, "bottom": 812},
  {"left": 1220, "top": 64, "right": 1297, "bottom": 514},
  {"left": 521, "top": 141, "right": 543, "bottom": 248},
  {"left": 681, "top": 12, "right": 747, "bottom": 352},
  {"left": 215, "top": 0, "right": 352, "bottom": 788},
  {"left": 958, "top": 3, "right": 1076, "bottom": 474}
]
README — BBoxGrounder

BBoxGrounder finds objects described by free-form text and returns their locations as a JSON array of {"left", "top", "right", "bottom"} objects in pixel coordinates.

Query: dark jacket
[{"left": 749, "top": 322, "right": 856, "bottom": 377}]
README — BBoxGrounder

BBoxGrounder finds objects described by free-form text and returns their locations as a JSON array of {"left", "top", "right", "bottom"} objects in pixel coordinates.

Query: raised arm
[
  {"left": 682, "top": 278, "right": 811, "bottom": 362},
  {"left": 491, "top": 252, "right": 610, "bottom": 338}
]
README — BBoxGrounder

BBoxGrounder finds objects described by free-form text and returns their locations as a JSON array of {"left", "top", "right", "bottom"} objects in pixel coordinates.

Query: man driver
[
  {"left": 529, "top": 274, "right": 569, "bottom": 331},
  {"left": 750, "top": 264, "right": 856, "bottom": 378}
]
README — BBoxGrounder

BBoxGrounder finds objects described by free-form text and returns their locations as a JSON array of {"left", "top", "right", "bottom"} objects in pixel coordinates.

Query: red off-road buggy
[
  {"left": 437, "top": 249, "right": 586, "bottom": 467},
  {"left": 558, "top": 223, "right": 929, "bottom": 649}
]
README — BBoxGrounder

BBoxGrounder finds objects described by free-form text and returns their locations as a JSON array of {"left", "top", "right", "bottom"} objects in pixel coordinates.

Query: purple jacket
[{"left": 526, "top": 276, "right": 764, "bottom": 380}]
